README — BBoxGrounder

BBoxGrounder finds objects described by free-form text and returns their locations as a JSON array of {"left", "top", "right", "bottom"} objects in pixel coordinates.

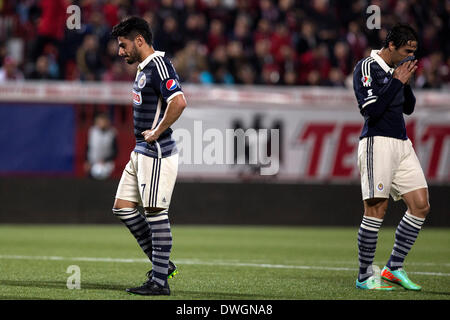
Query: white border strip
[{"left": 0, "top": 255, "right": 448, "bottom": 277}]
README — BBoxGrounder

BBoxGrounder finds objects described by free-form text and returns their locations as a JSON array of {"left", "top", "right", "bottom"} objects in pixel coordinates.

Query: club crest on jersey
[
  {"left": 166, "top": 79, "right": 178, "bottom": 91},
  {"left": 137, "top": 73, "right": 146, "bottom": 89},
  {"left": 361, "top": 75, "right": 372, "bottom": 86},
  {"left": 377, "top": 183, "right": 384, "bottom": 191},
  {"left": 132, "top": 89, "right": 142, "bottom": 105}
]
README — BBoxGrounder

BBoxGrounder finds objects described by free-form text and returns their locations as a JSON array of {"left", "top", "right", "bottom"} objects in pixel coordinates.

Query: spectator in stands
[
  {"left": 0, "top": 0, "right": 447, "bottom": 88},
  {"left": 102, "top": 60, "right": 133, "bottom": 82},
  {"left": 184, "top": 12, "right": 208, "bottom": 43},
  {"left": 283, "top": 69, "right": 298, "bottom": 85},
  {"left": 230, "top": 14, "right": 253, "bottom": 56},
  {"left": 76, "top": 34, "right": 104, "bottom": 81},
  {"left": 31, "top": 0, "right": 67, "bottom": 62},
  {"left": 236, "top": 63, "right": 256, "bottom": 85},
  {"left": 28, "top": 55, "right": 54, "bottom": 80},
  {"left": 157, "top": 0, "right": 181, "bottom": 22},
  {"left": 0, "top": 42, "right": 7, "bottom": 68},
  {"left": 306, "top": 0, "right": 338, "bottom": 45},
  {"left": 332, "top": 41, "right": 352, "bottom": 77},
  {"left": 305, "top": 70, "right": 321, "bottom": 86},
  {"left": 0, "top": 56, "right": 24, "bottom": 82},
  {"left": 205, "top": 0, "right": 231, "bottom": 27},
  {"left": 226, "top": 40, "right": 247, "bottom": 82},
  {"left": 253, "top": 18, "right": 273, "bottom": 43},
  {"left": 270, "top": 23, "right": 293, "bottom": 61},
  {"left": 173, "top": 40, "right": 208, "bottom": 82},
  {"left": 103, "top": 39, "right": 120, "bottom": 70},
  {"left": 252, "top": 39, "right": 273, "bottom": 83},
  {"left": 86, "top": 11, "right": 111, "bottom": 51},
  {"left": 323, "top": 67, "right": 345, "bottom": 87},
  {"left": 102, "top": 0, "right": 120, "bottom": 28},
  {"left": 153, "top": 15, "right": 184, "bottom": 56},
  {"left": 207, "top": 19, "right": 227, "bottom": 54},
  {"left": 213, "top": 66, "right": 234, "bottom": 84},
  {"left": 416, "top": 52, "right": 445, "bottom": 88},
  {"left": 298, "top": 43, "right": 331, "bottom": 85},
  {"left": 295, "top": 20, "right": 318, "bottom": 56},
  {"left": 259, "top": 0, "right": 279, "bottom": 23},
  {"left": 346, "top": 21, "right": 368, "bottom": 64},
  {"left": 85, "top": 113, "right": 118, "bottom": 180},
  {"left": 208, "top": 44, "right": 235, "bottom": 84},
  {"left": 261, "top": 63, "right": 281, "bottom": 85}
]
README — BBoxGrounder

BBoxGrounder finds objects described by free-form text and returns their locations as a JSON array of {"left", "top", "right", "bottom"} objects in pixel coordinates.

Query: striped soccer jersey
[
  {"left": 132, "top": 50, "right": 183, "bottom": 158},
  {"left": 353, "top": 50, "right": 416, "bottom": 140}
]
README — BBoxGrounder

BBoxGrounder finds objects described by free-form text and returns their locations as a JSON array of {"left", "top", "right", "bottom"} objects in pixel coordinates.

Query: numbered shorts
[
  {"left": 357, "top": 136, "right": 427, "bottom": 201},
  {"left": 116, "top": 151, "right": 178, "bottom": 208}
]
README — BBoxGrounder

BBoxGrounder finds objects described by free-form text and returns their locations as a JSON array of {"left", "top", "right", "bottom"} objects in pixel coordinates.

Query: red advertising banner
[{"left": 0, "top": 82, "right": 448, "bottom": 183}]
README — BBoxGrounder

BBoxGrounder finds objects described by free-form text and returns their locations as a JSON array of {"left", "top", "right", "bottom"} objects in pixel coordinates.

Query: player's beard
[{"left": 125, "top": 45, "right": 140, "bottom": 64}]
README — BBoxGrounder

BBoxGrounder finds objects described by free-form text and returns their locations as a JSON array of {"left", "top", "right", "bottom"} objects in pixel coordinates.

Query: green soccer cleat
[
  {"left": 356, "top": 275, "right": 395, "bottom": 290},
  {"left": 146, "top": 260, "right": 178, "bottom": 280},
  {"left": 381, "top": 266, "right": 421, "bottom": 291}
]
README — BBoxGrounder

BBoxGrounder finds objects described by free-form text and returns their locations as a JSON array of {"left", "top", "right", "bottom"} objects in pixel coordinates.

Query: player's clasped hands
[
  {"left": 394, "top": 59, "right": 418, "bottom": 84},
  {"left": 142, "top": 129, "right": 160, "bottom": 144}
]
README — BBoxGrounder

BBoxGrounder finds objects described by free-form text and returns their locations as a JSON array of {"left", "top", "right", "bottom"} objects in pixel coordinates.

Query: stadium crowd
[{"left": 0, "top": 0, "right": 449, "bottom": 88}]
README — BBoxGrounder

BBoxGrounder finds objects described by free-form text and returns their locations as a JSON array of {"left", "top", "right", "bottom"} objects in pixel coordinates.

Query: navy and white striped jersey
[
  {"left": 132, "top": 51, "right": 183, "bottom": 158},
  {"left": 353, "top": 50, "right": 416, "bottom": 140}
]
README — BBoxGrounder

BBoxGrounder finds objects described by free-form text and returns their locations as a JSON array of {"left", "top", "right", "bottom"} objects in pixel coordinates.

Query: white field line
[{"left": 1, "top": 254, "right": 449, "bottom": 277}]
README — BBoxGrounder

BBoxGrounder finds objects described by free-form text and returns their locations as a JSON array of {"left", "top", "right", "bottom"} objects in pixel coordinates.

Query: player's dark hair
[
  {"left": 111, "top": 16, "right": 153, "bottom": 45},
  {"left": 383, "top": 23, "right": 418, "bottom": 49}
]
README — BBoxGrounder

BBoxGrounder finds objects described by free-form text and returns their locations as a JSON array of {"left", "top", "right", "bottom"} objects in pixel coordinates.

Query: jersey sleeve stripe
[
  {"left": 154, "top": 57, "right": 168, "bottom": 80},
  {"left": 157, "top": 56, "right": 170, "bottom": 79},
  {"left": 154, "top": 56, "right": 169, "bottom": 80},
  {"left": 361, "top": 98, "right": 377, "bottom": 109},
  {"left": 362, "top": 57, "right": 374, "bottom": 87},
  {"left": 363, "top": 57, "right": 374, "bottom": 77},
  {"left": 167, "top": 91, "right": 184, "bottom": 102}
]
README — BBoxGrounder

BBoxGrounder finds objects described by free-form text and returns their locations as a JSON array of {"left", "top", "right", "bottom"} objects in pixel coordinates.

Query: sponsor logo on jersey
[
  {"left": 166, "top": 79, "right": 178, "bottom": 91},
  {"left": 132, "top": 89, "right": 142, "bottom": 105},
  {"left": 361, "top": 75, "right": 372, "bottom": 86}
]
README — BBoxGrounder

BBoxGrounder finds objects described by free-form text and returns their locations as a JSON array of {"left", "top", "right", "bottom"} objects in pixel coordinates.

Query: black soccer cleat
[
  {"left": 126, "top": 279, "right": 170, "bottom": 296},
  {"left": 146, "top": 260, "right": 178, "bottom": 280}
]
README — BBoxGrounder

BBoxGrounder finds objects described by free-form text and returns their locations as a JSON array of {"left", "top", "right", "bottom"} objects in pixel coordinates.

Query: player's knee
[
  {"left": 412, "top": 201, "right": 430, "bottom": 218},
  {"left": 364, "top": 198, "right": 388, "bottom": 219},
  {"left": 364, "top": 208, "right": 387, "bottom": 220},
  {"left": 112, "top": 207, "right": 139, "bottom": 220},
  {"left": 421, "top": 201, "right": 430, "bottom": 216}
]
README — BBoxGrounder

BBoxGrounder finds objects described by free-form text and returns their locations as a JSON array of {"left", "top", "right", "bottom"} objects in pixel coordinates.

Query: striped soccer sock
[
  {"left": 386, "top": 212, "right": 425, "bottom": 271},
  {"left": 112, "top": 208, "right": 153, "bottom": 261},
  {"left": 147, "top": 211, "right": 172, "bottom": 287},
  {"left": 358, "top": 216, "right": 383, "bottom": 282}
]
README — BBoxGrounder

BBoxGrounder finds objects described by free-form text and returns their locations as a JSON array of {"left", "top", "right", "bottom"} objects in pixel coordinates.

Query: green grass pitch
[{"left": 0, "top": 224, "right": 448, "bottom": 300}]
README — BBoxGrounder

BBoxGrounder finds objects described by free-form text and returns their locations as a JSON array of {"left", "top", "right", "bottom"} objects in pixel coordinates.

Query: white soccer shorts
[
  {"left": 116, "top": 151, "right": 178, "bottom": 209},
  {"left": 357, "top": 136, "right": 428, "bottom": 201}
]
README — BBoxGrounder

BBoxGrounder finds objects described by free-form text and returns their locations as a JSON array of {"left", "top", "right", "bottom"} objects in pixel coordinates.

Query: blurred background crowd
[{"left": 0, "top": 0, "right": 449, "bottom": 88}]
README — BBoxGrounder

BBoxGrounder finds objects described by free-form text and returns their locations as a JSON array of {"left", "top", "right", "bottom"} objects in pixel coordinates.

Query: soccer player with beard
[{"left": 111, "top": 16, "right": 186, "bottom": 296}]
